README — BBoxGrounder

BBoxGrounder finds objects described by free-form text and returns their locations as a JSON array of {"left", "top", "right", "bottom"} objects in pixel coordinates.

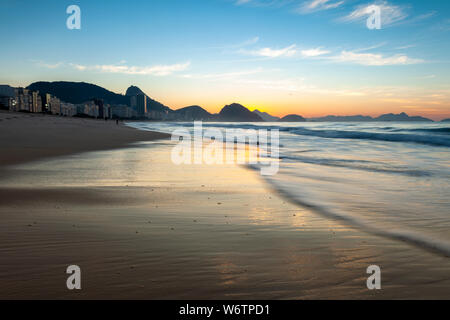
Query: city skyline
[{"left": 1, "top": 0, "right": 450, "bottom": 120}]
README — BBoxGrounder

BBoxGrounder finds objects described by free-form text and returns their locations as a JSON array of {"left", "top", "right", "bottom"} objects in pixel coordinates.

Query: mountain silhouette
[
  {"left": 27, "top": 81, "right": 130, "bottom": 105},
  {"left": 27, "top": 82, "right": 171, "bottom": 114},
  {"left": 374, "top": 112, "right": 432, "bottom": 122},
  {"left": 309, "top": 115, "right": 373, "bottom": 122},
  {"left": 280, "top": 114, "right": 306, "bottom": 122},
  {"left": 125, "top": 85, "right": 144, "bottom": 96},
  {"left": 309, "top": 113, "right": 433, "bottom": 122},
  {"left": 219, "top": 103, "right": 263, "bottom": 122},
  {"left": 253, "top": 109, "right": 280, "bottom": 121},
  {"left": 25, "top": 82, "right": 436, "bottom": 123},
  {"left": 174, "top": 105, "right": 213, "bottom": 121},
  {"left": 125, "top": 85, "right": 171, "bottom": 113}
]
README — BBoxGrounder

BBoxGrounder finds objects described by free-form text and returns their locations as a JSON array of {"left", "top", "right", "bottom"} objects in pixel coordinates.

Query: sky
[{"left": 1, "top": 0, "right": 449, "bottom": 120}]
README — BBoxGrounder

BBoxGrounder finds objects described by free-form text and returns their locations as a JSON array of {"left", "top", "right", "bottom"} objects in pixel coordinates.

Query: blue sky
[{"left": 1, "top": 0, "right": 449, "bottom": 119}]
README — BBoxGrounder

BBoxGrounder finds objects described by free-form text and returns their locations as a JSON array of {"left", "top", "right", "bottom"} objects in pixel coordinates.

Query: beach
[
  {"left": 1, "top": 112, "right": 450, "bottom": 299},
  {"left": 0, "top": 111, "right": 169, "bottom": 166}
]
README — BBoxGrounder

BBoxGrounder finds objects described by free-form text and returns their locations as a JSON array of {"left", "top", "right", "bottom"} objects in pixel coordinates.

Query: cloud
[
  {"left": 69, "top": 62, "right": 190, "bottom": 76},
  {"left": 181, "top": 67, "right": 265, "bottom": 80},
  {"left": 38, "top": 60, "right": 191, "bottom": 76},
  {"left": 409, "top": 11, "right": 437, "bottom": 23},
  {"left": 241, "top": 44, "right": 297, "bottom": 58},
  {"left": 331, "top": 51, "right": 423, "bottom": 66},
  {"left": 354, "top": 42, "right": 387, "bottom": 52},
  {"left": 70, "top": 63, "right": 87, "bottom": 71},
  {"left": 301, "top": 47, "right": 330, "bottom": 57},
  {"left": 236, "top": 0, "right": 252, "bottom": 4},
  {"left": 32, "top": 60, "right": 64, "bottom": 69},
  {"left": 299, "top": 0, "right": 345, "bottom": 13},
  {"left": 241, "top": 36, "right": 260, "bottom": 46},
  {"left": 341, "top": 1, "right": 408, "bottom": 27},
  {"left": 395, "top": 44, "right": 416, "bottom": 50},
  {"left": 211, "top": 36, "right": 259, "bottom": 50},
  {"left": 234, "top": 0, "right": 292, "bottom": 7}
]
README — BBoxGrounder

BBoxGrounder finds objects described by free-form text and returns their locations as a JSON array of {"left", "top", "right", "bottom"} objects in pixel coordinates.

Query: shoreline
[
  {"left": 1, "top": 113, "right": 449, "bottom": 299},
  {"left": 0, "top": 110, "right": 170, "bottom": 167}
]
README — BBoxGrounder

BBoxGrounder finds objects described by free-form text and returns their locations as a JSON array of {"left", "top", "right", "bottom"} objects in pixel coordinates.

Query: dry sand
[
  {"left": 0, "top": 110, "right": 169, "bottom": 166},
  {"left": 0, "top": 111, "right": 449, "bottom": 299}
]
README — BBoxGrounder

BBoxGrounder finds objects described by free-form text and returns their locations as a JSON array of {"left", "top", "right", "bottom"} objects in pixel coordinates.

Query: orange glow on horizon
[{"left": 159, "top": 96, "right": 450, "bottom": 122}]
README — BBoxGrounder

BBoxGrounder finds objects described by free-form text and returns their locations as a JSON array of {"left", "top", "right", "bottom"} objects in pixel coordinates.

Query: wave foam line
[{"left": 249, "top": 165, "right": 450, "bottom": 258}]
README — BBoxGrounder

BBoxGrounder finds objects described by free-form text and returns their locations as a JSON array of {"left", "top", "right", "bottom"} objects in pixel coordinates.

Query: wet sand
[{"left": 0, "top": 113, "right": 449, "bottom": 299}]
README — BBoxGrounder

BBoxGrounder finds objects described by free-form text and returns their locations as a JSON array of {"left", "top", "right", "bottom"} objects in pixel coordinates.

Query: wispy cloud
[
  {"left": 234, "top": 0, "right": 292, "bottom": 8},
  {"left": 181, "top": 67, "right": 265, "bottom": 80},
  {"left": 211, "top": 36, "right": 259, "bottom": 50},
  {"left": 32, "top": 60, "right": 64, "bottom": 69},
  {"left": 301, "top": 47, "right": 330, "bottom": 57},
  {"left": 354, "top": 42, "right": 387, "bottom": 52},
  {"left": 38, "top": 60, "right": 191, "bottom": 76},
  {"left": 395, "top": 44, "right": 416, "bottom": 50},
  {"left": 66, "top": 62, "right": 190, "bottom": 76},
  {"left": 236, "top": 0, "right": 252, "bottom": 5},
  {"left": 240, "top": 44, "right": 297, "bottom": 58},
  {"left": 298, "top": 0, "right": 345, "bottom": 14},
  {"left": 331, "top": 51, "right": 423, "bottom": 66},
  {"left": 340, "top": 1, "right": 408, "bottom": 27},
  {"left": 409, "top": 11, "right": 437, "bottom": 24},
  {"left": 238, "top": 36, "right": 260, "bottom": 47}
]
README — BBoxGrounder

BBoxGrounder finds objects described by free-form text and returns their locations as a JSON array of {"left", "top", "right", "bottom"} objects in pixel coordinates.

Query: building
[
  {"left": 93, "top": 99, "right": 105, "bottom": 118},
  {"left": 29, "top": 91, "right": 42, "bottom": 113},
  {"left": 13, "top": 88, "right": 42, "bottom": 113},
  {"left": 14, "top": 88, "right": 30, "bottom": 112},
  {"left": 76, "top": 101, "right": 99, "bottom": 118},
  {"left": 111, "top": 105, "right": 137, "bottom": 119},
  {"left": 0, "top": 96, "right": 14, "bottom": 110},
  {"left": 130, "top": 95, "right": 137, "bottom": 110},
  {"left": 103, "top": 104, "right": 112, "bottom": 119},
  {"left": 0, "top": 85, "right": 15, "bottom": 110},
  {"left": 135, "top": 94, "right": 147, "bottom": 116},
  {"left": 60, "top": 102, "right": 77, "bottom": 117},
  {"left": 42, "top": 93, "right": 61, "bottom": 115},
  {"left": 49, "top": 96, "right": 61, "bottom": 115},
  {"left": 42, "top": 93, "right": 51, "bottom": 113}
]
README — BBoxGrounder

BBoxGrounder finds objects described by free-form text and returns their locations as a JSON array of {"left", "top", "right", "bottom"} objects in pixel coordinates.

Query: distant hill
[
  {"left": 374, "top": 112, "right": 433, "bottom": 122},
  {"left": 27, "top": 81, "right": 130, "bottom": 105},
  {"left": 280, "top": 114, "right": 306, "bottom": 122},
  {"left": 174, "top": 105, "right": 213, "bottom": 121},
  {"left": 309, "top": 115, "right": 373, "bottom": 122},
  {"left": 219, "top": 103, "right": 263, "bottom": 122},
  {"left": 125, "top": 85, "right": 171, "bottom": 113},
  {"left": 253, "top": 109, "right": 280, "bottom": 122},
  {"left": 440, "top": 118, "right": 450, "bottom": 122},
  {"left": 308, "top": 113, "right": 433, "bottom": 122}
]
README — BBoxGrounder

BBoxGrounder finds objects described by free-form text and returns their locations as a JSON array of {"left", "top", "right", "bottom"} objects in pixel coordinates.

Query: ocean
[{"left": 128, "top": 121, "right": 450, "bottom": 257}]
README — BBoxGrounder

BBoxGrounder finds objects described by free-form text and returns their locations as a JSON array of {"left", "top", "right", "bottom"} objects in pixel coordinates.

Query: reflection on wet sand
[{"left": 0, "top": 142, "right": 449, "bottom": 299}]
